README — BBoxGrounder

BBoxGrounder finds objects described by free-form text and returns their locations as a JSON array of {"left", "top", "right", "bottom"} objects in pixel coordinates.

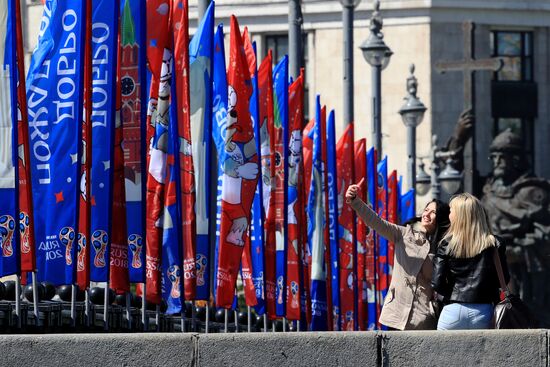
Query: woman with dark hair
[{"left": 346, "top": 182, "right": 450, "bottom": 330}]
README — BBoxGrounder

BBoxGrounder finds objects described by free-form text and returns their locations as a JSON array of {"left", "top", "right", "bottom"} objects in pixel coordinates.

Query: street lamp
[
  {"left": 416, "top": 135, "right": 463, "bottom": 200},
  {"left": 359, "top": 0, "right": 392, "bottom": 161},
  {"left": 398, "top": 64, "right": 426, "bottom": 193}
]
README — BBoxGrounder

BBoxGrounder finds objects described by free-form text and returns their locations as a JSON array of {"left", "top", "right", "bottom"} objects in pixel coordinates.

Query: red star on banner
[{"left": 55, "top": 191, "right": 64, "bottom": 203}]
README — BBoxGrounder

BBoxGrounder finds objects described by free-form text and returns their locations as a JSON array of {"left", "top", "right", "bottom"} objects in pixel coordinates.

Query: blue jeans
[{"left": 437, "top": 303, "right": 493, "bottom": 330}]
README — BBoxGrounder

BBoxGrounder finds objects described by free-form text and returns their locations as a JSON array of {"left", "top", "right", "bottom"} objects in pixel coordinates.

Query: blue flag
[
  {"left": 376, "top": 156, "right": 389, "bottom": 331},
  {"left": 211, "top": 23, "right": 227, "bottom": 304},
  {"left": 0, "top": 0, "right": 20, "bottom": 277},
  {"left": 89, "top": 0, "right": 119, "bottom": 282},
  {"left": 26, "top": 0, "right": 86, "bottom": 285},
  {"left": 162, "top": 81, "right": 183, "bottom": 314},
  {"left": 308, "top": 96, "right": 327, "bottom": 331},
  {"left": 249, "top": 41, "right": 266, "bottom": 315},
  {"left": 189, "top": 1, "right": 214, "bottom": 301},
  {"left": 272, "top": 56, "right": 288, "bottom": 317},
  {"left": 326, "top": 110, "right": 340, "bottom": 330},
  {"left": 366, "top": 147, "right": 377, "bottom": 329},
  {"left": 400, "top": 188, "right": 416, "bottom": 224}
]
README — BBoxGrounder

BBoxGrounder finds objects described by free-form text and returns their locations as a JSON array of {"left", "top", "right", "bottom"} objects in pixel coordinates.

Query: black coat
[{"left": 431, "top": 238, "right": 510, "bottom": 304}]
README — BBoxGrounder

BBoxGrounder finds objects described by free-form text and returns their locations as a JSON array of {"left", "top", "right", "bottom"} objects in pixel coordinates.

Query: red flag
[
  {"left": 301, "top": 117, "right": 314, "bottom": 325},
  {"left": 337, "top": 125, "right": 356, "bottom": 330},
  {"left": 172, "top": 0, "right": 196, "bottom": 300},
  {"left": 110, "top": 36, "right": 130, "bottom": 294},
  {"left": 77, "top": 0, "right": 93, "bottom": 290},
  {"left": 258, "top": 51, "right": 276, "bottom": 317},
  {"left": 215, "top": 15, "right": 258, "bottom": 308},
  {"left": 285, "top": 71, "right": 304, "bottom": 320},
  {"left": 240, "top": 28, "right": 258, "bottom": 307},
  {"left": 145, "top": 1, "right": 172, "bottom": 304},
  {"left": 15, "top": 0, "right": 36, "bottom": 272},
  {"left": 354, "top": 139, "right": 368, "bottom": 330},
  {"left": 387, "top": 170, "right": 398, "bottom": 277}
]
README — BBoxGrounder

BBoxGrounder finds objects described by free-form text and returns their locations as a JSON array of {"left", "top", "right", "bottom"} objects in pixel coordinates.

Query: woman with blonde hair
[{"left": 431, "top": 193, "right": 509, "bottom": 330}]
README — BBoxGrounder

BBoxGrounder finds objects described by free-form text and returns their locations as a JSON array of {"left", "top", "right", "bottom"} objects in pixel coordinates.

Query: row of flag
[{"left": 0, "top": 0, "right": 416, "bottom": 330}]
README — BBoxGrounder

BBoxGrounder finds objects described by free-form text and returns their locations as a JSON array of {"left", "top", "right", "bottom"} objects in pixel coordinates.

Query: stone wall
[{"left": 1, "top": 330, "right": 548, "bottom": 367}]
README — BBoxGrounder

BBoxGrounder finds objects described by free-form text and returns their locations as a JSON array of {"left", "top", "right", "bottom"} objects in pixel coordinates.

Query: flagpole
[
  {"left": 85, "top": 288, "right": 91, "bottom": 327},
  {"left": 181, "top": 310, "right": 185, "bottom": 332},
  {"left": 247, "top": 306, "right": 251, "bottom": 332},
  {"left": 283, "top": 317, "right": 287, "bottom": 332},
  {"left": 224, "top": 309, "right": 228, "bottom": 333},
  {"left": 141, "top": 283, "right": 146, "bottom": 330},
  {"left": 103, "top": 283, "right": 109, "bottom": 331},
  {"left": 126, "top": 292, "right": 132, "bottom": 330},
  {"left": 15, "top": 276, "right": 21, "bottom": 328},
  {"left": 205, "top": 304, "right": 209, "bottom": 334},
  {"left": 263, "top": 314, "right": 267, "bottom": 332},
  {"left": 31, "top": 273, "right": 39, "bottom": 326},
  {"left": 155, "top": 304, "right": 160, "bottom": 332},
  {"left": 234, "top": 310, "right": 238, "bottom": 333},
  {"left": 297, "top": 320, "right": 300, "bottom": 332},
  {"left": 191, "top": 301, "right": 196, "bottom": 332},
  {"left": 71, "top": 284, "right": 76, "bottom": 327}
]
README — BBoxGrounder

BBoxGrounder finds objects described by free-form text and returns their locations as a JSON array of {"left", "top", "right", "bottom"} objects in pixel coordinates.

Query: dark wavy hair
[{"left": 403, "top": 199, "right": 450, "bottom": 253}]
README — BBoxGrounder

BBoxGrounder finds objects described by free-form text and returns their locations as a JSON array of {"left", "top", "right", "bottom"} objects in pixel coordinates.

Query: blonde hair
[{"left": 443, "top": 193, "right": 496, "bottom": 258}]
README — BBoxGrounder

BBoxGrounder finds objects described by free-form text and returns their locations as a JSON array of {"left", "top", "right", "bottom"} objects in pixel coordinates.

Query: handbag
[{"left": 492, "top": 248, "right": 537, "bottom": 329}]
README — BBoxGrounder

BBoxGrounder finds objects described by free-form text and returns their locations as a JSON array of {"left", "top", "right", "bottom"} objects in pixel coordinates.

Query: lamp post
[
  {"left": 359, "top": 0, "right": 392, "bottom": 161},
  {"left": 289, "top": 0, "right": 303, "bottom": 80},
  {"left": 341, "top": 0, "right": 361, "bottom": 127},
  {"left": 398, "top": 64, "right": 426, "bottom": 193},
  {"left": 416, "top": 135, "right": 463, "bottom": 200}
]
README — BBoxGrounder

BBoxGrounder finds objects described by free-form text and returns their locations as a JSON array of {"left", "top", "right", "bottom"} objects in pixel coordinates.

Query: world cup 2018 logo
[
  {"left": 92, "top": 230, "right": 108, "bottom": 268},
  {"left": 19, "top": 212, "right": 30, "bottom": 254},
  {"left": 290, "top": 281, "right": 299, "bottom": 309},
  {"left": 196, "top": 254, "right": 207, "bottom": 286},
  {"left": 0, "top": 215, "right": 15, "bottom": 257},
  {"left": 77, "top": 233, "right": 86, "bottom": 272},
  {"left": 128, "top": 234, "right": 142, "bottom": 268},
  {"left": 167, "top": 265, "right": 181, "bottom": 299},
  {"left": 59, "top": 227, "right": 75, "bottom": 265},
  {"left": 277, "top": 276, "right": 284, "bottom": 305}
]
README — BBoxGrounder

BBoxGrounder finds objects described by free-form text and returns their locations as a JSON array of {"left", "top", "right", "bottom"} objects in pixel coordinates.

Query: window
[
  {"left": 265, "top": 33, "right": 310, "bottom": 121},
  {"left": 490, "top": 31, "right": 535, "bottom": 167},
  {"left": 491, "top": 31, "right": 533, "bottom": 81}
]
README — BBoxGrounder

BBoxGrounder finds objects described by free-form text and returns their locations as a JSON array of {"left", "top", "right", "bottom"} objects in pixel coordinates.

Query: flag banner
[
  {"left": 320, "top": 105, "right": 333, "bottom": 330},
  {"left": 89, "top": 0, "right": 119, "bottom": 282},
  {"left": 400, "top": 188, "right": 415, "bottom": 224},
  {"left": 119, "top": 0, "right": 147, "bottom": 284},
  {"left": 240, "top": 235, "right": 258, "bottom": 307},
  {"left": 161, "top": 86, "right": 183, "bottom": 315},
  {"left": 26, "top": 0, "right": 86, "bottom": 285},
  {"left": 387, "top": 170, "right": 398, "bottom": 277},
  {"left": 110, "top": 102, "right": 130, "bottom": 293},
  {"left": 145, "top": 48, "right": 173, "bottom": 304},
  {"left": 77, "top": 0, "right": 92, "bottom": 290},
  {"left": 336, "top": 124, "right": 356, "bottom": 331},
  {"left": 286, "top": 70, "right": 304, "bottom": 321},
  {"left": 308, "top": 96, "right": 327, "bottom": 331},
  {"left": 215, "top": 15, "right": 258, "bottom": 309},
  {"left": 242, "top": 31, "right": 264, "bottom": 311},
  {"left": 0, "top": 0, "right": 19, "bottom": 277},
  {"left": 258, "top": 51, "right": 276, "bottom": 318},
  {"left": 144, "top": 0, "right": 171, "bottom": 304},
  {"left": 15, "top": 0, "right": 36, "bottom": 273},
  {"left": 211, "top": 23, "right": 226, "bottom": 305},
  {"left": 272, "top": 56, "right": 288, "bottom": 317},
  {"left": 189, "top": 2, "right": 214, "bottom": 300},
  {"left": 366, "top": 147, "right": 377, "bottom": 329},
  {"left": 354, "top": 139, "right": 368, "bottom": 330},
  {"left": 376, "top": 156, "right": 389, "bottom": 323},
  {"left": 172, "top": 0, "right": 197, "bottom": 300},
  {"left": 301, "top": 117, "right": 314, "bottom": 326}
]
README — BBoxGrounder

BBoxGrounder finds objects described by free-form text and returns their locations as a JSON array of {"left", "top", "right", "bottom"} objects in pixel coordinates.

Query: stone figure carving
[{"left": 481, "top": 129, "right": 550, "bottom": 325}]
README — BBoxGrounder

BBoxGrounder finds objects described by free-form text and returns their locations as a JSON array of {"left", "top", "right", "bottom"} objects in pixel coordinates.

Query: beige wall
[{"left": 314, "top": 23, "right": 432, "bottom": 196}]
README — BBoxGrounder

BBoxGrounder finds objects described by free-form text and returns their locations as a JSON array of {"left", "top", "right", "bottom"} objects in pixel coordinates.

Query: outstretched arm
[{"left": 346, "top": 182, "right": 404, "bottom": 244}]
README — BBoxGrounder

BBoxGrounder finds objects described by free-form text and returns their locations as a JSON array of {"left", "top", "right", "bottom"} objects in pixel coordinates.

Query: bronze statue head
[{"left": 489, "top": 129, "right": 526, "bottom": 182}]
